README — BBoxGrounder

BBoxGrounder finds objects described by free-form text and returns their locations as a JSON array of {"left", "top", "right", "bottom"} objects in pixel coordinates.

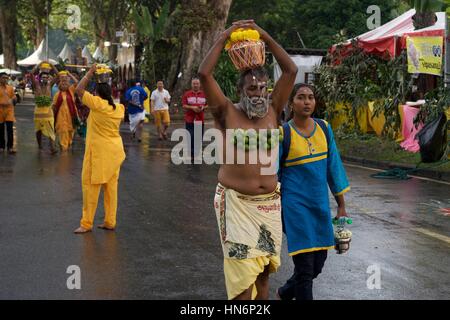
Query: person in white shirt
[{"left": 150, "top": 80, "right": 171, "bottom": 140}]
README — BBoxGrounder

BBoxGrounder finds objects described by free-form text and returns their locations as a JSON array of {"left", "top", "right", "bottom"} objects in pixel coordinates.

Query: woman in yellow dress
[
  {"left": 74, "top": 64, "right": 126, "bottom": 234},
  {"left": 53, "top": 71, "right": 79, "bottom": 151}
]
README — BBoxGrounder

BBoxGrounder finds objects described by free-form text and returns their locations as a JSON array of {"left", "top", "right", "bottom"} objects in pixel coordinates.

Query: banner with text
[{"left": 406, "top": 36, "right": 443, "bottom": 76}]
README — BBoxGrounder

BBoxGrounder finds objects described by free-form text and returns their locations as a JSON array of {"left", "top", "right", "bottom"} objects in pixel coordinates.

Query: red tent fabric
[{"left": 331, "top": 9, "right": 445, "bottom": 59}]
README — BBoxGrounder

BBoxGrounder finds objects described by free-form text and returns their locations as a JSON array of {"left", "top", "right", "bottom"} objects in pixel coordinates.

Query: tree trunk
[
  {"left": 31, "top": 0, "right": 51, "bottom": 48},
  {"left": 87, "top": 0, "right": 128, "bottom": 64},
  {"left": 412, "top": 11, "right": 437, "bottom": 30},
  {"left": 170, "top": 0, "right": 232, "bottom": 104},
  {"left": 0, "top": 0, "right": 18, "bottom": 69}
]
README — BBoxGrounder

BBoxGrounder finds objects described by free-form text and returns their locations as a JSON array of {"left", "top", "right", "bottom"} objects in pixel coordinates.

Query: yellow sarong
[
  {"left": 34, "top": 105, "right": 55, "bottom": 141},
  {"left": 214, "top": 183, "right": 282, "bottom": 299}
]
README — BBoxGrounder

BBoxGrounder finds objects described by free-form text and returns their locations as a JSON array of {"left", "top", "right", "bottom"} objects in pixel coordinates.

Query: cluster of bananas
[{"left": 225, "top": 28, "right": 261, "bottom": 50}]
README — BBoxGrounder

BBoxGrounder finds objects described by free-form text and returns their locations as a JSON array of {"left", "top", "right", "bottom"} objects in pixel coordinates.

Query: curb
[{"left": 341, "top": 155, "right": 450, "bottom": 183}]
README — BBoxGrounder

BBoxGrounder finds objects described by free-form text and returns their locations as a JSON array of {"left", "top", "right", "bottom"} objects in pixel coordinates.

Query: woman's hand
[{"left": 336, "top": 206, "right": 348, "bottom": 219}]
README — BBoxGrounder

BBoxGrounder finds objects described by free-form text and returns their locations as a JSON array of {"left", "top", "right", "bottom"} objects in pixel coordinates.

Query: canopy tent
[
  {"left": 0, "top": 68, "right": 22, "bottom": 75},
  {"left": 332, "top": 9, "right": 445, "bottom": 58},
  {"left": 274, "top": 55, "right": 323, "bottom": 83},
  {"left": 17, "top": 40, "right": 58, "bottom": 66},
  {"left": 57, "top": 43, "right": 74, "bottom": 63},
  {"left": 82, "top": 46, "right": 94, "bottom": 64},
  {"left": 92, "top": 47, "right": 104, "bottom": 61},
  {"left": 0, "top": 54, "right": 3, "bottom": 66}
]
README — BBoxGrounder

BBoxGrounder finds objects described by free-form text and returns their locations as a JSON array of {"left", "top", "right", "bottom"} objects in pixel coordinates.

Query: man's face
[
  {"left": 157, "top": 81, "right": 164, "bottom": 90},
  {"left": 191, "top": 79, "right": 201, "bottom": 92},
  {"left": 58, "top": 76, "right": 70, "bottom": 91},
  {"left": 40, "top": 74, "right": 50, "bottom": 85},
  {"left": 242, "top": 74, "right": 269, "bottom": 101},
  {"left": 238, "top": 74, "right": 270, "bottom": 119},
  {"left": 0, "top": 75, "right": 8, "bottom": 85}
]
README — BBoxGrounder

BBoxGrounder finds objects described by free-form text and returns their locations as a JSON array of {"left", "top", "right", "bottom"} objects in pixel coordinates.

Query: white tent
[
  {"left": 92, "top": 47, "right": 103, "bottom": 60},
  {"left": 58, "top": 43, "right": 73, "bottom": 63},
  {"left": 332, "top": 9, "right": 445, "bottom": 57},
  {"left": 82, "top": 46, "right": 94, "bottom": 64},
  {"left": 274, "top": 55, "right": 323, "bottom": 84},
  {"left": 0, "top": 54, "right": 3, "bottom": 66},
  {"left": 0, "top": 68, "right": 22, "bottom": 75},
  {"left": 17, "top": 40, "right": 58, "bottom": 66}
]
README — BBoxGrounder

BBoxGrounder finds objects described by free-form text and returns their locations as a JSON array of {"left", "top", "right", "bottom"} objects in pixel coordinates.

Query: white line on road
[
  {"left": 413, "top": 228, "right": 450, "bottom": 245},
  {"left": 355, "top": 205, "right": 450, "bottom": 246}
]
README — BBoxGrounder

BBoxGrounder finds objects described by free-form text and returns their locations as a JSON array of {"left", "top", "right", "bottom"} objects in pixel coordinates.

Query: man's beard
[{"left": 240, "top": 93, "right": 269, "bottom": 119}]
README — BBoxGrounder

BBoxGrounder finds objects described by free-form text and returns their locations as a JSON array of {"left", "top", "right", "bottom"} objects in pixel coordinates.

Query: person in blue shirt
[
  {"left": 277, "top": 83, "right": 350, "bottom": 300},
  {"left": 125, "top": 80, "right": 148, "bottom": 142}
]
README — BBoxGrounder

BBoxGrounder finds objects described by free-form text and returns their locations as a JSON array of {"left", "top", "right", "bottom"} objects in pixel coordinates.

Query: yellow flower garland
[
  {"left": 225, "top": 28, "right": 261, "bottom": 50},
  {"left": 95, "top": 64, "right": 113, "bottom": 75}
]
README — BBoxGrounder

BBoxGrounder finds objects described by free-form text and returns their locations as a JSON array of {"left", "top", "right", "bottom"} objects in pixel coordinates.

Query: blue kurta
[{"left": 280, "top": 119, "right": 350, "bottom": 256}]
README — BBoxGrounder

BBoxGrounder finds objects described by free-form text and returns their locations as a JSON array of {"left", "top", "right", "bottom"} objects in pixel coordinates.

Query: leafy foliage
[
  {"left": 314, "top": 41, "right": 413, "bottom": 137},
  {"left": 214, "top": 51, "right": 239, "bottom": 102},
  {"left": 133, "top": 1, "right": 171, "bottom": 83},
  {"left": 417, "top": 80, "right": 450, "bottom": 125},
  {"left": 229, "top": 0, "right": 402, "bottom": 49}
]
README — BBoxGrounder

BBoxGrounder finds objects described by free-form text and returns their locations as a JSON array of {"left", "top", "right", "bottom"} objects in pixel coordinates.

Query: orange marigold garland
[{"left": 225, "top": 29, "right": 265, "bottom": 71}]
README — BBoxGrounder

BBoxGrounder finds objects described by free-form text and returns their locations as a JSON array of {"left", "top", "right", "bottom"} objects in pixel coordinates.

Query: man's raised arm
[{"left": 198, "top": 23, "right": 245, "bottom": 117}]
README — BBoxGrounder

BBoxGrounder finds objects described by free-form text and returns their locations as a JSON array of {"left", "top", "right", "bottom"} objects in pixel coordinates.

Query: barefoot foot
[
  {"left": 74, "top": 227, "right": 92, "bottom": 234},
  {"left": 97, "top": 224, "right": 115, "bottom": 231}
]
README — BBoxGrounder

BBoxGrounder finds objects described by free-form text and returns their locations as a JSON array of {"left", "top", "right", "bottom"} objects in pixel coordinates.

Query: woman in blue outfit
[{"left": 277, "top": 83, "right": 350, "bottom": 300}]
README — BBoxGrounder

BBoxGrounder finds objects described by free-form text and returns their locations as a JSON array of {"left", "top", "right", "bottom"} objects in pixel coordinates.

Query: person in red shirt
[{"left": 182, "top": 77, "right": 208, "bottom": 162}]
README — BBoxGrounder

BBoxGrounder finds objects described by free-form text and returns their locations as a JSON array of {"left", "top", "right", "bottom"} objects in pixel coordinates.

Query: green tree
[
  {"left": 132, "top": 1, "right": 170, "bottom": 84},
  {"left": 228, "top": 0, "right": 402, "bottom": 49},
  {"left": 17, "top": 0, "right": 53, "bottom": 48}
]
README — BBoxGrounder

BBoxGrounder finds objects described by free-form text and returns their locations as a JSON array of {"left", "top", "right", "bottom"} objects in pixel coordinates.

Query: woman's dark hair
[
  {"left": 97, "top": 83, "right": 116, "bottom": 110},
  {"left": 286, "top": 83, "right": 315, "bottom": 121}
]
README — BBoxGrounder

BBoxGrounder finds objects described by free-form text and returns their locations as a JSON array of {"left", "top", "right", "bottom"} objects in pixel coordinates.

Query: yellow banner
[{"left": 406, "top": 36, "right": 443, "bottom": 76}]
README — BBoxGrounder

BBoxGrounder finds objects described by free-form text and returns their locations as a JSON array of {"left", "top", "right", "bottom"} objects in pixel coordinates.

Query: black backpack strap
[{"left": 314, "top": 118, "right": 330, "bottom": 151}]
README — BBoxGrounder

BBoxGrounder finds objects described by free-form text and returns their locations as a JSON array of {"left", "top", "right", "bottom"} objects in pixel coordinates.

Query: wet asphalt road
[{"left": 0, "top": 98, "right": 449, "bottom": 300}]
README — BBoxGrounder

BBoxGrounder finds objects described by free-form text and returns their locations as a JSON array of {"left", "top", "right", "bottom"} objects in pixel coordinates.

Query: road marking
[
  {"left": 344, "top": 163, "right": 450, "bottom": 186},
  {"left": 413, "top": 228, "right": 450, "bottom": 245},
  {"left": 353, "top": 204, "right": 450, "bottom": 246}
]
